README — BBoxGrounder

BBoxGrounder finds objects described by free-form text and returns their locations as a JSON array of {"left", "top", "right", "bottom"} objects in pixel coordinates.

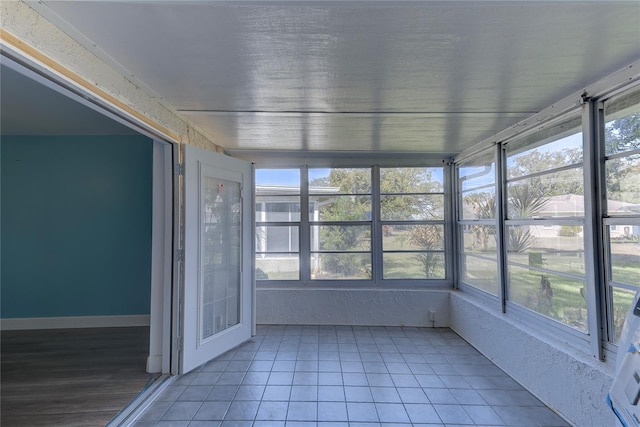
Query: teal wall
[{"left": 1, "top": 135, "right": 153, "bottom": 318}]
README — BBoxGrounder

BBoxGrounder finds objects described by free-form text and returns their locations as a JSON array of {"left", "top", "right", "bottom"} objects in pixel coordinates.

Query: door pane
[{"left": 202, "top": 176, "right": 241, "bottom": 341}]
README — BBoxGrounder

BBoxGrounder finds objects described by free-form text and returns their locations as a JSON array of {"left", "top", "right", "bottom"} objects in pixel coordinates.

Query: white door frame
[{"left": 147, "top": 140, "right": 175, "bottom": 374}]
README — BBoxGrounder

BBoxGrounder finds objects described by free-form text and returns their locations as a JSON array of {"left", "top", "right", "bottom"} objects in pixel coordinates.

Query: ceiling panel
[
  {"left": 182, "top": 111, "right": 530, "bottom": 154},
  {"left": 26, "top": 1, "right": 640, "bottom": 153}
]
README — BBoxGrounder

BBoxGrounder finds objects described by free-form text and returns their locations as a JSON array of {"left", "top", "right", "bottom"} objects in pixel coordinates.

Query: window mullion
[
  {"left": 583, "top": 99, "right": 606, "bottom": 360},
  {"left": 300, "top": 166, "right": 311, "bottom": 283},
  {"left": 444, "top": 162, "right": 454, "bottom": 283},
  {"left": 497, "top": 144, "right": 508, "bottom": 313},
  {"left": 372, "top": 166, "right": 383, "bottom": 283}
]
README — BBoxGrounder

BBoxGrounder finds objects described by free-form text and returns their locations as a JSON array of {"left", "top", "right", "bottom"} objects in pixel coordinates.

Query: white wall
[
  {"left": 257, "top": 288, "right": 450, "bottom": 327},
  {"left": 449, "top": 292, "right": 616, "bottom": 427}
]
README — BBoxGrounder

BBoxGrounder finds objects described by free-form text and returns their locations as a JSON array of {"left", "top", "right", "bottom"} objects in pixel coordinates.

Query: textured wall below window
[
  {"left": 1, "top": 135, "right": 153, "bottom": 318},
  {"left": 257, "top": 288, "right": 450, "bottom": 327},
  {"left": 450, "top": 291, "right": 616, "bottom": 427}
]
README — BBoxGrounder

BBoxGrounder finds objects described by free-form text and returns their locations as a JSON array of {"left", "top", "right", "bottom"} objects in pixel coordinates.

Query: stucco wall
[
  {"left": 449, "top": 291, "right": 616, "bottom": 427},
  {"left": 257, "top": 288, "right": 450, "bottom": 327}
]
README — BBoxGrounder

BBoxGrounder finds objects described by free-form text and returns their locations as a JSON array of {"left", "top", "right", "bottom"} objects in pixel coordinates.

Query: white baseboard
[
  {"left": 0, "top": 314, "right": 151, "bottom": 330},
  {"left": 146, "top": 354, "right": 162, "bottom": 373}
]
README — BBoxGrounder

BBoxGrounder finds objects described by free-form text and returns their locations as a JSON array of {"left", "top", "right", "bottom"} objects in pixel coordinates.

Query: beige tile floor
[{"left": 132, "top": 325, "right": 570, "bottom": 427}]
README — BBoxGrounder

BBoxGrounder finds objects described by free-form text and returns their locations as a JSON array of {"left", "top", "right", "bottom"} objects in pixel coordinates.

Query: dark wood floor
[{"left": 1, "top": 327, "right": 154, "bottom": 427}]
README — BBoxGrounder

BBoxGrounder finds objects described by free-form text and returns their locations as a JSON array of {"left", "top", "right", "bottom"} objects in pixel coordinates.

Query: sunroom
[{"left": 1, "top": 1, "right": 639, "bottom": 426}]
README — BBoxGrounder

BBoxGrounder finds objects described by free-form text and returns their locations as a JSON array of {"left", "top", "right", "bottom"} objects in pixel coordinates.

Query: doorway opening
[{"left": 0, "top": 55, "right": 177, "bottom": 425}]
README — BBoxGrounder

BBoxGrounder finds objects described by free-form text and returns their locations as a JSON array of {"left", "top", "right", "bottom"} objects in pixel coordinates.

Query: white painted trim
[
  {"left": 146, "top": 355, "right": 163, "bottom": 374},
  {"left": 148, "top": 140, "right": 174, "bottom": 374},
  {"left": 0, "top": 315, "right": 150, "bottom": 330}
]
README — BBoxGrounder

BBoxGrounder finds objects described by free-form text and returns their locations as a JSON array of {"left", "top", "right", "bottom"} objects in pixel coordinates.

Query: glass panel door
[{"left": 181, "top": 144, "right": 253, "bottom": 374}]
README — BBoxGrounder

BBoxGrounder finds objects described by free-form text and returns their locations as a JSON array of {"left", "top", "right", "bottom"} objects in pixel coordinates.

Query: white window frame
[
  {"left": 453, "top": 70, "right": 640, "bottom": 361},
  {"left": 600, "top": 89, "right": 640, "bottom": 351},
  {"left": 254, "top": 157, "right": 452, "bottom": 288}
]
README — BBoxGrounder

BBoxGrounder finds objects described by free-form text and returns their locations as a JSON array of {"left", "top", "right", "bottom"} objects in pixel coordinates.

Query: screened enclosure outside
[{"left": 255, "top": 169, "right": 301, "bottom": 280}]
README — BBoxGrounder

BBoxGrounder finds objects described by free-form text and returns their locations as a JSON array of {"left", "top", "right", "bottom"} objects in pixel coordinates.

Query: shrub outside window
[{"left": 309, "top": 168, "right": 372, "bottom": 280}]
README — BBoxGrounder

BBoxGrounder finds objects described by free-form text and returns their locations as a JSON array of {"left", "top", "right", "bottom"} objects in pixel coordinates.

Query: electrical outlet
[{"left": 429, "top": 310, "right": 436, "bottom": 321}]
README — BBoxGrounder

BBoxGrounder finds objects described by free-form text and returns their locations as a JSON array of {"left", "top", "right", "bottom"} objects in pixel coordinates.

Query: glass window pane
[
  {"left": 609, "top": 225, "right": 640, "bottom": 285},
  {"left": 256, "top": 168, "right": 300, "bottom": 189},
  {"left": 461, "top": 189, "right": 496, "bottom": 220},
  {"left": 202, "top": 176, "right": 241, "bottom": 339},
  {"left": 508, "top": 265, "right": 587, "bottom": 332},
  {"left": 506, "top": 123, "right": 583, "bottom": 180},
  {"left": 507, "top": 168, "right": 584, "bottom": 219},
  {"left": 383, "top": 224, "right": 444, "bottom": 251},
  {"left": 383, "top": 253, "right": 445, "bottom": 279},
  {"left": 311, "top": 195, "right": 371, "bottom": 221},
  {"left": 309, "top": 168, "right": 371, "bottom": 194},
  {"left": 605, "top": 154, "right": 640, "bottom": 213},
  {"left": 380, "top": 167, "right": 444, "bottom": 193},
  {"left": 611, "top": 286, "right": 638, "bottom": 344},
  {"left": 256, "top": 254, "right": 299, "bottom": 280},
  {"left": 380, "top": 194, "right": 443, "bottom": 220},
  {"left": 507, "top": 225, "right": 585, "bottom": 275},
  {"left": 311, "top": 253, "right": 371, "bottom": 280},
  {"left": 458, "top": 152, "right": 495, "bottom": 192},
  {"left": 256, "top": 197, "right": 301, "bottom": 221},
  {"left": 311, "top": 225, "right": 371, "bottom": 251},
  {"left": 461, "top": 225, "right": 497, "bottom": 258},
  {"left": 604, "top": 90, "right": 640, "bottom": 156},
  {"left": 460, "top": 255, "right": 499, "bottom": 296},
  {"left": 256, "top": 225, "right": 299, "bottom": 253}
]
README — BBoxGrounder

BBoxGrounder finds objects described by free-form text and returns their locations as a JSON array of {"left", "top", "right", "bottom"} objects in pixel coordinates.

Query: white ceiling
[{"left": 16, "top": 1, "right": 640, "bottom": 155}]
